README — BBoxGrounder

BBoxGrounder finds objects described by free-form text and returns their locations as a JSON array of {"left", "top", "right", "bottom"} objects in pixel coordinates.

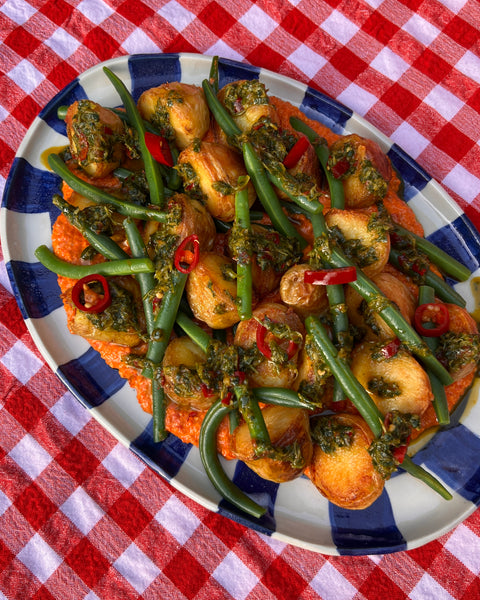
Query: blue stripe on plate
[
  {"left": 38, "top": 78, "right": 86, "bottom": 135},
  {"left": 128, "top": 53, "right": 182, "bottom": 101},
  {"left": 130, "top": 425, "right": 192, "bottom": 481},
  {"left": 217, "top": 461, "right": 277, "bottom": 534},
  {"left": 57, "top": 346, "right": 126, "bottom": 408},
  {"left": 427, "top": 215, "right": 480, "bottom": 273},
  {"left": 7, "top": 260, "right": 63, "bottom": 319},
  {"left": 330, "top": 491, "right": 406, "bottom": 555},
  {"left": 412, "top": 424, "right": 480, "bottom": 504},
  {"left": 218, "top": 57, "right": 261, "bottom": 88},
  {"left": 300, "top": 87, "right": 352, "bottom": 135},
  {"left": 2, "top": 158, "right": 62, "bottom": 217},
  {"left": 388, "top": 143, "right": 431, "bottom": 201}
]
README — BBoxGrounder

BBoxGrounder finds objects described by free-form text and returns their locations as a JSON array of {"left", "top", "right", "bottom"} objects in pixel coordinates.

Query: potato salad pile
[{"left": 36, "top": 58, "right": 480, "bottom": 517}]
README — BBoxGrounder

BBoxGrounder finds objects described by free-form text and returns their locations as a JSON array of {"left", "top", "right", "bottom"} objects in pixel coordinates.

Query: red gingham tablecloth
[{"left": 1, "top": 1, "right": 480, "bottom": 598}]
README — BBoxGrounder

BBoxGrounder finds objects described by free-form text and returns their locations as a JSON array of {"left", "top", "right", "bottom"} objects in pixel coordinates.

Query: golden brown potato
[
  {"left": 66, "top": 100, "right": 125, "bottom": 178},
  {"left": 346, "top": 271, "right": 416, "bottom": 341},
  {"left": 327, "top": 134, "right": 392, "bottom": 208},
  {"left": 325, "top": 208, "right": 390, "bottom": 278},
  {"left": 233, "top": 405, "right": 312, "bottom": 483},
  {"left": 310, "top": 414, "right": 384, "bottom": 509},
  {"left": 293, "top": 337, "right": 333, "bottom": 406},
  {"left": 177, "top": 141, "right": 255, "bottom": 221},
  {"left": 234, "top": 302, "right": 304, "bottom": 388},
  {"left": 137, "top": 82, "right": 210, "bottom": 150},
  {"left": 63, "top": 276, "right": 144, "bottom": 347},
  {"left": 186, "top": 252, "right": 240, "bottom": 329},
  {"left": 162, "top": 337, "right": 217, "bottom": 410},
  {"left": 280, "top": 264, "right": 329, "bottom": 318},
  {"left": 351, "top": 341, "right": 433, "bottom": 416},
  {"left": 217, "top": 79, "right": 278, "bottom": 133},
  {"left": 143, "top": 193, "right": 216, "bottom": 252}
]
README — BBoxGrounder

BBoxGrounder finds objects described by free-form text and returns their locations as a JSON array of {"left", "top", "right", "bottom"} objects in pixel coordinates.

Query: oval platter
[{"left": 1, "top": 53, "right": 480, "bottom": 556}]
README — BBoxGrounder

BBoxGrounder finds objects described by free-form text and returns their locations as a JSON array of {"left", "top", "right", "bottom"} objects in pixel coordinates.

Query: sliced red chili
[
  {"left": 256, "top": 323, "right": 298, "bottom": 361},
  {"left": 174, "top": 234, "right": 200, "bottom": 274},
  {"left": 283, "top": 135, "right": 309, "bottom": 169},
  {"left": 414, "top": 302, "right": 450, "bottom": 337},
  {"left": 71, "top": 274, "right": 111, "bottom": 313},
  {"left": 144, "top": 131, "right": 174, "bottom": 167},
  {"left": 201, "top": 383, "right": 215, "bottom": 398},
  {"left": 304, "top": 266, "right": 357, "bottom": 286},
  {"left": 330, "top": 157, "right": 351, "bottom": 179},
  {"left": 378, "top": 338, "right": 401, "bottom": 359},
  {"left": 222, "top": 391, "right": 233, "bottom": 405},
  {"left": 392, "top": 438, "right": 410, "bottom": 464}
]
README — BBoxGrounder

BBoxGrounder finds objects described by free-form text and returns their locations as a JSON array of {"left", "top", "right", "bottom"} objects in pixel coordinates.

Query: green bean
[
  {"left": 289, "top": 116, "right": 345, "bottom": 209},
  {"left": 199, "top": 399, "right": 266, "bottom": 518},
  {"left": 305, "top": 315, "right": 384, "bottom": 437},
  {"left": 417, "top": 285, "right": 450, "bottom": 425},
  {"left": 48, "top": 154, "right": 169, "bottom": 223},
  {"left": 389, "top": 247, "right": 466, "bottom": 307},
  {"left": 35, "top": 245, "right": 154, "bottom": 278},
  {"left": 103, "top": 67, "right": 165, "bottom": 207},
  {"left": 144, "top": 270, "right": 188, "bottom": 372},
  {"left": 152, "top": 377, "right": 168, "bottom": 442},
  {"left": 57, "top": 105, "right": 68, "bottom": 120},
  {"left": 53, "top": 195, "right": 129, "bottom": 261},
  {"left": 235, "top": 385, "right": 272, "bottom": 452},
  {"left": 175, "top": 311, "right": 211, "bottom": 353},
  {"left": 264, "top": 168, "right": 323, "bottom": 214},
  {"left": 252, "top": 387, "right": 315, "bottom": 410},
  {"left": 401, "top": 456, "right": 452, "bottom": 500},
  {"left": 242, "top": 142, "right": 308, "bottom": 248},
  {"left": 202, "top": 78, "right": 242, "bottom": 139},
  {"left": 123, "top": 217, "right": 156, "bottom": 336},
  {"left": 393, "top": 224, "right": 471, "bottom": 282},
  {"left": 234, "top": 186, "right": 253, "bottom": 320},
  {"left": 209, "top": 55, "right": 220, "bottom": 94}
]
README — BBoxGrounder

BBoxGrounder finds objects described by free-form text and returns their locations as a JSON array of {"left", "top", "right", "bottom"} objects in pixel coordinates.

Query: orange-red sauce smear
[{"left": 51, "top": 98, "right": 471, "bottom": 462}]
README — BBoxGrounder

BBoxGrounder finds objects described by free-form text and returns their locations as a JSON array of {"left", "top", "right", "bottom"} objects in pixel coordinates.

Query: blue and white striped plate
[{"left": 1, "top": 53, "right": 479, "bottom": 555}]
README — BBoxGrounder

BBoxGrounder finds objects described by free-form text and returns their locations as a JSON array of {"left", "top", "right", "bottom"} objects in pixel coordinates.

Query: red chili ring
[
  {"left": 414, "top": 302, "right": 450, "bottom": 337},
  {"left": 174, "top": 235, "right": 200, "bottom": 274},
  {"left": 304, "top": 266, "right": 357, "bottom": 286},
  {"left": 71, "top": 274, "right": 111, "bottom": 313}
]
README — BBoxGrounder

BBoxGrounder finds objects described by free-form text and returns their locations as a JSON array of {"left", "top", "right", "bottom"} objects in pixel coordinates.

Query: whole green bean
[
  {"left": 123, "top": 217, "right": 156, "bottom": 336},
  {"left": 209, "top": 55, "right": 220, "bottom": 94},
  {"left": 389, "top": 247, "right": 466, "bottom": 307},
  {"left": 235, "top": 385, "right": 272, "bottom": 453},
  {"left": 201, "top": 78, "right": 242, "bottom": 139},
  {"left": 234, "top": 186, "right": 253, "bottom": 320},
  {"left": 103, "top": 67, "right": 165, "bottom": 207},
  {"left": 393, "top": 224, "right": 471, "bottom": 282},
  {"left": 401, "top": 456, "right": 452, "bottom": 500},
  {"left": 252, "top": 387, "right": 315, "bottom": 410},
  {"left": 175, "top": 311, "right": 211, "bottom": 353},
  {"left": 53, "top": 195, "right": 129, "bottom": 261},
  {"left": 199, "top": 399, "right": 266, "bottom": 518},
  {"left": 152, "top": 377, "right": 168, "bottom": 442},
  {"left": 417, "top": 285, "right": 450, "bottom": 425},
  {"left": 48, "top": 154, "right": 169, "bottom": 223},
  {"left": 289, "top": 116, "right": 345, "bottom": 209},
  {"left": 242, "top": 142, "right": 307, "bottom": 248},
  {"left": 264, "top": 168, "right": 323, "bottom": 214},
  {"left": 305, "top": 315, "right": 384, "bottom": 437},
  {"left": 35, "top": 245, "right": 154, "bottom": 278}
]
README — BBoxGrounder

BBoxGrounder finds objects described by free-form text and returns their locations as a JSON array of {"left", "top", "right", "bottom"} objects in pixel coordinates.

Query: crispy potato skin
[
  {"left": 177, "top": 141, "right": 255, "bottom": 221},
  {"left": 329, "top": 134, "right": 392, "bottom": 209},
  {"left": 280, "top": 263, "right": 329, "bottom": 318},
  {"left": 351, "top": 341, "right": 433, "bottom": 416},
  {"left": 310, "top": 414, "right": 384, "bottom": 509},
  {"left": 346, "top": 270, "right": 416, "bottom": 341},
  {"left": 186, "top": 252, "right": 240, "bottom": 329},
  {"left": 233, "top": 406, "right": 312, "bottom": 483},
  {"left": 234, "top": 302, "right": 304, "bottom": 388},
  {"left": 137, "top": 82, "right": 210, "bottom": 150},
  {"left": 325, "top": 208, "right": 390, "bottom": 278},
  {"left": 66, "top": 100, "right": 125, "bottom": 178},
  {"left": 217, "top": 80, "right": 279, "bottom": 133},
  {"left": 162, "top": 337, "right": 217, "bottom": 410}
]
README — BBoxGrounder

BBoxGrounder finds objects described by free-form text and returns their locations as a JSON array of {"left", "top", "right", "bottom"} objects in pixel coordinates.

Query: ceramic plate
[{"left": 2, "top": 53, "right": 480, "bottom": 555}]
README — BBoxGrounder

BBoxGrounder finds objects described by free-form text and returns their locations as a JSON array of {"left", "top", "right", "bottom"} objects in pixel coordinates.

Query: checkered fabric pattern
[{"left": 1, "top": 0, "right": 480, "bottom": 598}]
